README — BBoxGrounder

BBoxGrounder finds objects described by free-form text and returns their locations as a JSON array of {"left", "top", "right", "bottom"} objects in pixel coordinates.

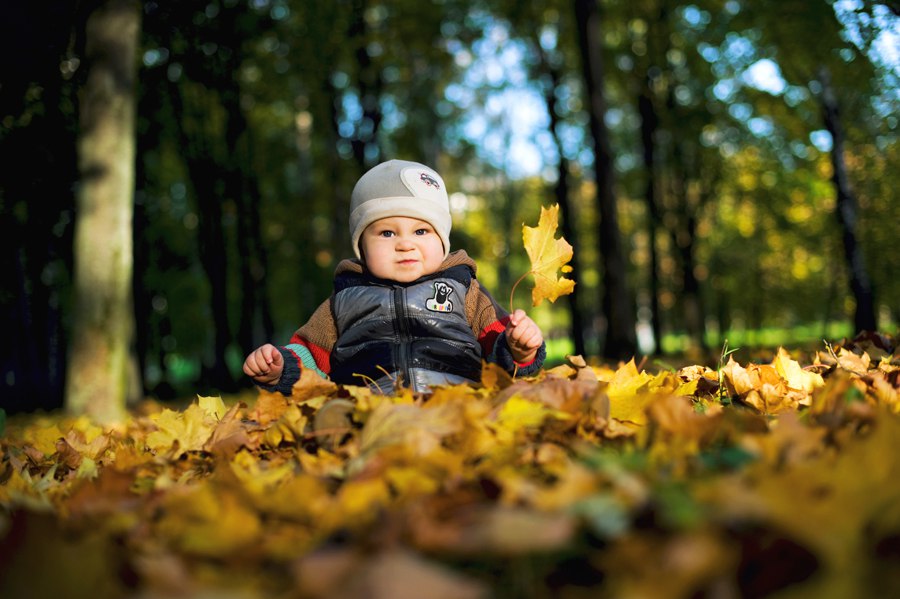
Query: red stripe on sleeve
[
  {"left": 477, "top": 318, "right": 508, "bottom": 356},
  {"left": 308, "top": 343, "right": 331, "bottom": 374},
  {"left": 288, "top": 333, "right": 332, "bottom": 374}
]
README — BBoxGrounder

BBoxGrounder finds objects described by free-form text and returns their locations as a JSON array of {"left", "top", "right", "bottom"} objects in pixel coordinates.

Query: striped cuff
[
  {"left": 492, "top": 335, "right": 546, "bottom": 376},
  {"left": 284, "top": 343, "right": 328, "bottom": 378}
]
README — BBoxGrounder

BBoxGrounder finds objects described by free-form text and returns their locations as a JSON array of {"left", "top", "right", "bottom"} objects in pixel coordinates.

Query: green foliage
[{"left": 1, "top": 0, "right": 897, "bottom": 408}]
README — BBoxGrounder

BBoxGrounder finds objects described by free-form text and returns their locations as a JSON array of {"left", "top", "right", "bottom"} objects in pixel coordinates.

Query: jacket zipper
[{"left": 393, "top": 287, "right": 412, "bottom": 387}]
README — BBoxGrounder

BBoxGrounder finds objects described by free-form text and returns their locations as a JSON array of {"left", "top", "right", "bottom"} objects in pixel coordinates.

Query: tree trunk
[
  {"left": 541, "top": 53, "right": 586, "bottom": 357},
  {"left": 168, "top": 83, "right": 235, "bottom": 391},
  {"left": 494, "top": 169, "right": 515, "bottom": 295},
  {"left": 638, "top": 88, "right": 663, "bottom": 354},
  {"left": 220, "top": 75, "right": 274, "bottom": 355},
  {"left": 327, "top": 81, "right": 353, "bottom": 263},
  {"left": 349, "top": 0, "right": 383, "bottom": 169},
  {"left": 65, "top": 0, "right": 140, "bottom": 422},
  {"left": 818, "top": 66, "right": 877, "bottom": 333},
  {"left": 668, "top": 163, "right": 708, "bottom": 354},
  {"left": 132, "top": 189, "right": 151, "bottom": 398},
  {"left": 677, "top": 212, "right": 707, "bottom": 352},
  {"left": 133, "top": 55, "right": 164, "bottom": 401},
  {"left": 235, "top": 162, "right": 275, "bottom": 353},
  {"left": 574, "top": 0, "right": 637, "bottom": 360}
]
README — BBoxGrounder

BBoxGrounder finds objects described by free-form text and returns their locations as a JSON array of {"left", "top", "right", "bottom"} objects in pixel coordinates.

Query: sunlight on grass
[{"left": 660, "top": 322, "right": 855, "bottom": 355}]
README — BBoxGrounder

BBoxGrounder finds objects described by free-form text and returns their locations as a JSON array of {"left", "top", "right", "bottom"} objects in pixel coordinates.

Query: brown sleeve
[
  {"left": 291, "top": 296, "right": 338, "bottom": 353},
  {"left": 466, "top": 279, "right": 509, "bottom": 338}
]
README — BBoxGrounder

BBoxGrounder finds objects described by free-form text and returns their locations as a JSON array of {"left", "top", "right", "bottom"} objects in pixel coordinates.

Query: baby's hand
[
  {"left": 242, "top": 344, "right": 284, "bottom": 386},
  {"left": 505, "top": 309, "right": 543, "bottom": 364}
]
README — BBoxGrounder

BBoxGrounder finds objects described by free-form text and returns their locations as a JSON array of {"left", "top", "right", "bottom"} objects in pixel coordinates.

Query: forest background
[{"left": 1, "top": 0, "right": 897, "bottom": 417}]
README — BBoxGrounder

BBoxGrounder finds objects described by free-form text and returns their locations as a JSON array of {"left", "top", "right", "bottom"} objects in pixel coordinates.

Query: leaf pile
[{"left": 2, "top": 333, "right": 900, "bottom": 598}]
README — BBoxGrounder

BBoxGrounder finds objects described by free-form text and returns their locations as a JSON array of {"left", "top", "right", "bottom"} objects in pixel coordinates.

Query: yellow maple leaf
[
  {"left": 773, "top": 347, "right": 824, "bottom": 394},
  {"left": 359, "top": 401, "right": 464, "bottom": 457},
  {"left": 517, "top": 204, "right": 576, "bottom": 307},
  {"left": 197, "top": 394, "right": 227, "bottom": 420},
  {"left": 146, "top": 402, "right": 216, "bottom": 457},
  {"left": 230, "top": 449, "right": 296, "bottom": 496},
  {"left": 495, "top": 395, "right": 572, "bottom": 433},
  {"left": 606, "top": 360, "right": 656, "bottom": 424}
]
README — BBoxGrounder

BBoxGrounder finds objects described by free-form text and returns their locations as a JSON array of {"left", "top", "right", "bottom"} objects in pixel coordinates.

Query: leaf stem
[
  {"left": 716, "top": 339, "right": 739, "bottom": 403},
  {"left": 509, "top": 271, "right": 531, "bottom": 314},
  {"left": 353, "top": 372, "right": 385, "bottom": 394}
]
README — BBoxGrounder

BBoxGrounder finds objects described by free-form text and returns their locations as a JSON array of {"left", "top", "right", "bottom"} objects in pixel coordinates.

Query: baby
[{"left": 243, "top": 159, "right": 545, "bottom": 394}]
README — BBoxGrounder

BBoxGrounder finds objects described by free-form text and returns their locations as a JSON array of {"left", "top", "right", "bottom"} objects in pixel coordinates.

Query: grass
[
  {"left": 542, "top": 320, "right": 879, "bottom": 369},
  {"left": 659, "top": 321, "right": 856, "bottom": 355}
]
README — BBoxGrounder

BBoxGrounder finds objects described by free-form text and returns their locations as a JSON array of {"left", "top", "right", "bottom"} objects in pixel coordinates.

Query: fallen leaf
[
  {"left": 145, "top": 402, "right": 217, "bottom": 457},
  {"left": 155, "top": 479, "right": 262, "bottom": 558},
  {"left": 203, "top": 402, "right": 253, "bottom": 458},
  {"left": 773, "top": 348, "right": 824, "bottom": 394},
  {"left": 2, "top": 334, "right": 898, "bottom": 598},
  {"left": 197, "top": 394, "right": 227, "bottom": 420}
]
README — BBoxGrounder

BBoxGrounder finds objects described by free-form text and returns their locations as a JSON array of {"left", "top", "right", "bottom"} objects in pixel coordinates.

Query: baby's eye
[
  {"left": 415, "top": 228, "right": 431, "bottom": 236},
  {"left": 379, "top": 230, "right": 395, "bottom": 238}
]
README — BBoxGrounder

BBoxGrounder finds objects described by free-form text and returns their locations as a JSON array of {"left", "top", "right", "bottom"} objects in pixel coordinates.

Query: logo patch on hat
[
  {"left": 425, "top": 281, "right": 454, "bottom": 312},
  {"left": 420, "top": 172, "right": 440, "bottom": 189},
  {"left": 400, "top": 167, "right": 446, "bottom": 203}
]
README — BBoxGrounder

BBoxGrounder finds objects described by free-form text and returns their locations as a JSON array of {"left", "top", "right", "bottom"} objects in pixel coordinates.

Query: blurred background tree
[
  {"left": 1, "top": 0, "right": 897, "bottom": 414},
  {"left": 65, "top": 0, "right": 141, "bottom": 422}
]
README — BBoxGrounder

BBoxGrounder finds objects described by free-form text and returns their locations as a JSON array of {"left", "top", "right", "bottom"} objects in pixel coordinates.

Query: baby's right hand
[{"left": 242, "top": 344, "right": 284, "bottom": 386}]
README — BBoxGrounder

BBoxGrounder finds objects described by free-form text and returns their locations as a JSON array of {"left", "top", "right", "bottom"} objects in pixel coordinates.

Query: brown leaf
[
  {"left": 63, "top": 428, "right": 110, "bottom": 462},
  {"left": 203, "top": 402, "right": 253, "bottom": 459},
  {"left": 290, "top": 366, "right": 339, "bottom": 402},
  {"left": 250, "top": 390, "right": 290, "bottom": 425},
  {"left": 54, "top": 438, "right": 84, "bottom": 470},
  {"left": 62, "top": 467, "right": 141, "bottom": 522},
  {"left": 646, "top": 395, "right": 721, "bottom": 447},
  {"left": 480, "top": 361, "right": 515, "bottom": 391}
]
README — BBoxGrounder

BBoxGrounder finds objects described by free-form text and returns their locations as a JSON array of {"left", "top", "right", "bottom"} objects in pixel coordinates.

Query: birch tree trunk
[{"left": 65, "top": 0, "right": 140, "bottom": 422}]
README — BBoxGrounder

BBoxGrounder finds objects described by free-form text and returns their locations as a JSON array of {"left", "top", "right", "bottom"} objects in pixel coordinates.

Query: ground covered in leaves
[{"left": 2, "top": 333, "right": 899, "bottom": 599}]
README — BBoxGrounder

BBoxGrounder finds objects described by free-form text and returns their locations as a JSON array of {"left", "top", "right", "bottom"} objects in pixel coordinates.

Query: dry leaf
[
  {"left": 3, "top": 332, "right": 899, "bottom": 597},
  {"left": 521, "top": 204, "right": 576, "bottom": 306}
]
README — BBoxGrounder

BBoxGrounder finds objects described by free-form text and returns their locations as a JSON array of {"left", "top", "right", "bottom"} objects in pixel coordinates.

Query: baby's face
[{"left": 360, "top": 216, "right": 444, "bottom": 282}]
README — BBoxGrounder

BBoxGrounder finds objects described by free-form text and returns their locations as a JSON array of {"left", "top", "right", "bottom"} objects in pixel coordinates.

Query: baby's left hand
[{"left": 505, "top": 309, "right": 544, "bottom": 364}]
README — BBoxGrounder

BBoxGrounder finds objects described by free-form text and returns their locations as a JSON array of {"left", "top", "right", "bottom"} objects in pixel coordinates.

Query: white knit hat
[{"left": 349, "top": 160, "right": 452, "bottom": 259}]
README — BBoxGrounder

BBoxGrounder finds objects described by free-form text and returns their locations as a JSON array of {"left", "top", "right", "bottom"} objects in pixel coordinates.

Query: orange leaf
[{"left": 522, "top": 204, "right": 575, "bottom": 306}]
